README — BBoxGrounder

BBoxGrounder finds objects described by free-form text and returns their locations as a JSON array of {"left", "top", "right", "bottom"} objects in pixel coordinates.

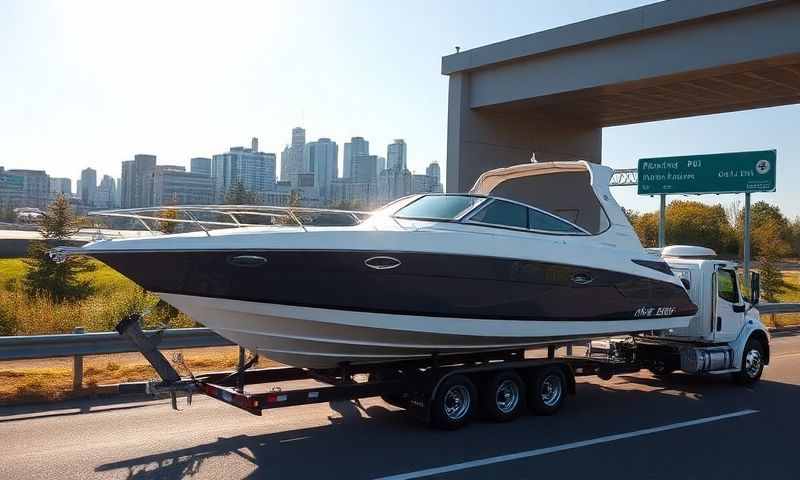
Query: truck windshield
[{"left": 393, "top": 195, "right": 485, "bottom": 221}]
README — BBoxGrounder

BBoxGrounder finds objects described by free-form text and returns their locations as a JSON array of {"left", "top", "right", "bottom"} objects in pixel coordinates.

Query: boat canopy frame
[{"left": 85, "top": 205, "right": 371, "bottom": 236}]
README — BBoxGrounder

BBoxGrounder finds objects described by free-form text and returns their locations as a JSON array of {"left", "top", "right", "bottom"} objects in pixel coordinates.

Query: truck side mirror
[{"left": 750, "top": 272, "right": 760, "bottom": 305}]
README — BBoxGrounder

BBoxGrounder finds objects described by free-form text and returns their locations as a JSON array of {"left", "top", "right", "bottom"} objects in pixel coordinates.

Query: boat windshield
[{"left": 393, "top": 195, "right": 485, "bottom": 221}]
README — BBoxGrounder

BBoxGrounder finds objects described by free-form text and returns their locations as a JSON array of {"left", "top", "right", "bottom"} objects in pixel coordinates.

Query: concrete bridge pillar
[{"left": 446, "top": 73, "right": 601, "bottom": 193}]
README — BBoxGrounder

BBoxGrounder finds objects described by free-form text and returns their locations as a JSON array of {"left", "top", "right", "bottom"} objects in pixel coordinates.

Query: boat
[{"left": 54, "top": 161, "right": 697, "bottom": 369}]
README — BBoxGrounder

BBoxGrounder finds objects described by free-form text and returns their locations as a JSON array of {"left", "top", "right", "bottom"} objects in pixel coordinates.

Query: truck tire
[
  {"left": 734, "top": 338, "right": 765, "bottom": 385},
  {"left": 481, "top": 370, "right": 525, "bottom": 422},
  {"left": 431, "top": 374, "right": 476, "bottom": 430},
  {"left": 528, "top": 366, "right": 566, "bottom": 415}
]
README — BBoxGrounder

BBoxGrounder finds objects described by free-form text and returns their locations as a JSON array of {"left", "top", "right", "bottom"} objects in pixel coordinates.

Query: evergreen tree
[
  {"left": 224, "top": 181, "right": 257, "bottom": 205},
  {"left": 23, "top": 195, "right": 95, "bottom": 302}
]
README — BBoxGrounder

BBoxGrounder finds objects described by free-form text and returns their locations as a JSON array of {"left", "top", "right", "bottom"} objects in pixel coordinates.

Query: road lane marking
[{"left": 374, "top": 409, "right": 758, "bottom": 480}]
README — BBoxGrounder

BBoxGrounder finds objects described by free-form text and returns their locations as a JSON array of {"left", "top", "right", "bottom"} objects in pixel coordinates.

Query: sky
[{"left": 1, "top": 0, "right": 798, "bottom": 217}]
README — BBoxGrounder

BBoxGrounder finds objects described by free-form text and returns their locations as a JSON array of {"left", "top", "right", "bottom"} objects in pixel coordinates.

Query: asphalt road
[{"left": 2, "top": 333, "right": 800, "bottom": 480}]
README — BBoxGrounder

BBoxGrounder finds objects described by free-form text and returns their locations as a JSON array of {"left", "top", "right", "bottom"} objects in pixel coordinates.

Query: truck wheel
[
  {"left": 481, "top": 371, "right": 525, "bottom": 422},
  {"left": 528, "top": 366, "right": 566, "bottom": 415},
  {"left": 431, "top": 375, "right": 476, "bottom": 430},
  {"left": 734, "top": 338, "right": 765, "bottom": 385}
]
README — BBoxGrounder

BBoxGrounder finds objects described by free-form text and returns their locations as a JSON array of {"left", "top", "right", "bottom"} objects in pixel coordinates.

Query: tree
[
  {"left": 23, "top": 195, "right": 96, "bottom": 302},
  {"left": 665, "top": 201, "right": 737, "bottom": 254},
  {"left": 789, "top": 217, "right": 800, "bottom": 258},
  {"left": 736, "top": 201, "right": 791, "bottom": 257},
  {"left": 157, "top": 208, "right": 179, "bottom": 234},
  {"left": 628, "top": 210, "right": 659, "bottom": 248},
  {"left": 224, "top": 181, "right": 257, "bottom": 205},
  {"left": 754, "top": 220, "right": 791, "bottom": 303}
]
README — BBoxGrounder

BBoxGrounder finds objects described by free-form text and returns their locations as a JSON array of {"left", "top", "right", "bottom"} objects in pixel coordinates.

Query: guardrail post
[{"left": 73, "top": 326, "right": 85, "bottom": 392}]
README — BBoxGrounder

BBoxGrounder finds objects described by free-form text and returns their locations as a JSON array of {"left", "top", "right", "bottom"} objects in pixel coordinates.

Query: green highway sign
[{"left": 638, "top": 150, "right": 776, "bottom": 195}]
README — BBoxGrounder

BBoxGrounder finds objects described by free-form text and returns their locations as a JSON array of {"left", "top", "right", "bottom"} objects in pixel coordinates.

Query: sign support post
[
  {"left": 743, "top": 192, "right": 752, "bottom": 288},
  {"left": 658, "top": 194, "right": 666, "bottom": 248}
]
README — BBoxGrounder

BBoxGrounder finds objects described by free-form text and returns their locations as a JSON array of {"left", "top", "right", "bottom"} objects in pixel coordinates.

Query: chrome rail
[{"left": 86, "top": 205, "right": 370, "bottom": 237}]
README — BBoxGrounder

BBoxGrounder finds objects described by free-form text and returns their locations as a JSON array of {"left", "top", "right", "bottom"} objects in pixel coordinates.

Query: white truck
[
  {"left": 119, "top": 244, "right": 770, "bottom": 430},
  {"left": 627, "top": 245, "right": 769, "bottom": 384}
]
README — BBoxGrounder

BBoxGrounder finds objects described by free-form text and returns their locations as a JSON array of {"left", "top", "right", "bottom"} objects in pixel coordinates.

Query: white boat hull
[{"left": 159, "top": 293, "right": 693, "bottom": 369}]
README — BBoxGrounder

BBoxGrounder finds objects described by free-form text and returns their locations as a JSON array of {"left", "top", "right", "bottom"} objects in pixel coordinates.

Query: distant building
[
  {"left": 120, "top": 154, "right": 157, "bottom": 208},
  {"left": 1, "top": 169, "right": 49, "bottom": 209},
  {"left": 154, "top": 165, "right": 213, "bottom": 205},
  {"left": 212, "top": 141, "right": 276, "bottom": 203},
  {"left": 378, "top": 167, "right": 412, "bottom": 205},
  {"left": 190, "top": 157, "right": 212, "bottom": 176},
  {"left": 376, "top": 156, "right": 386, "bottom": 173},
  {"left": 352, "top": 154, "right": 378, "bottom": 183},
  {"left": 343, "top": 137, "right": 369, "bottom": 179},
  {"left": 49, "top": 177, "right": 72, "bottom": 198},
  {"left": 387, "top": 139, "right": 407, "bottom": 171},
  {"left": 330, "top": 178, "right": 379, "bottom": 209},
  {"left": 95, "top": 175, "right": 117, "bottom": 209},
  {"left": 304, "top": 138, "right": 338, "bottom": 202},
  {"left": 80, "top": 167, "right": 97, "bottom": 206},
  {"left": 426, "top": 162, "right": 441, "bottom": 186},
  {"left": 280, "top": 127, "right": 306, "bottom": 185}
]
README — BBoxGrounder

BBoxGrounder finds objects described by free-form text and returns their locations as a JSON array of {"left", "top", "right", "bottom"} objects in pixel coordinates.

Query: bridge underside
[
  {"left": 444, "top": 0, "right": 800, "bottom": 192},
  {"left": 482, "top": 55, "right": 800, "bottom": 127}
]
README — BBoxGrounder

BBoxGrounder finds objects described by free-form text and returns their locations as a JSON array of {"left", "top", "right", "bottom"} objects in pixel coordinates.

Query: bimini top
[{"left": 469, "top": 161, "right": 594, "bottom": 195}]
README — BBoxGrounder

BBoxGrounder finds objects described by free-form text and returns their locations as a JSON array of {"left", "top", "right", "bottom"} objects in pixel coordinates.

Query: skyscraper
[
  {"left": 120, "top": 154, "right": 156, "bottom": 208},
  {"left": 80, "top": 167, "right": 97, "bottom": 206},
  {"left": 96, "top": 175, "right": 117, "bottom": 208},
  {"left": 387, "top": 139, "right": 407, "bottom": 171},
  {"left": 343, "top": 137, "right": 369, "bottom": 179},
  {"left": 304, "top": 138, "right": 338, "bottom": 202},
  {"left": 154, "top": 166, "right": 213, "bottom": 205},
  {"left": 279, "top": 127, "right": 306, "bottom": 185},
  {"left": 212, "top": 142, "right": 276, "bottom": 203},
  {"left": 49, "top": 177, "right": 72, "bottom": 199},
  {"left": 190, "top": 157, "right": 212, "bottom": 176},
  {"left": 352, "top": 154, "right": 378, "bottom": 183},
  {"left": 376, "top": 156, "right": 386, "bottom": 173},
  {"left": 426, "top": 162, "right": 441, "bottom": 186}
]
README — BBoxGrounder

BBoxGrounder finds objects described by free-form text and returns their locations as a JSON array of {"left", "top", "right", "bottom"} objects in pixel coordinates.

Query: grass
[
  {"left": 0, "top": 258, "right": 195, "bottom": 335},
  {"left": 0, "top": 347, "right": 280, "bottom": 405},
  {"left": 761, "top": 270, "right": 800, "bottom": 328}
]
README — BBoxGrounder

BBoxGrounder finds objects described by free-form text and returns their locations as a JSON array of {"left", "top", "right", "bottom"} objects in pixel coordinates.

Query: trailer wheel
[
  {"left": 528, "top": 366, "right": 566, "bottom": 415},
  {"left": 734, "top": 338, "right": 765, "bottom": 385},
  {"left": 481, "top": 370, "right": 525, "bottom": 422},
  {"left": 431, "top": 374, "right": 476, "bottom": 430}
]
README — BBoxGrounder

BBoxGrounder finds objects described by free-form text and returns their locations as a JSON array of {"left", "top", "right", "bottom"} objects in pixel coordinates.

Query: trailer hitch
[{"left": 115, "top": 314, "right": 197, "bottom": 410}]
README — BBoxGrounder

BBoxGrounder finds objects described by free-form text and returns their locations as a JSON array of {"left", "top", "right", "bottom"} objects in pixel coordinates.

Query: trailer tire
[
  {"left": 734, "top": 337, "right": 765, "bottom": 385},
  {"left": 528, "top": 366, "right": 566, "bottom": 415},
  {"left": 431, "top": 375, "right": 476, "bottom": 430},
  {"left": 481, "top": 370, "right": 525, "bottom": 422}
]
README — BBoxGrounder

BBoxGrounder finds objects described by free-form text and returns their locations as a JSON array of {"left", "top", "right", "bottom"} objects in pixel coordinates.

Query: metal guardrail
[
  {"left": 755, "top": 303, "right": 800, "bottom": 315},
  {"left": 0, "top": 327, "right": 233, "bottom": 362}
]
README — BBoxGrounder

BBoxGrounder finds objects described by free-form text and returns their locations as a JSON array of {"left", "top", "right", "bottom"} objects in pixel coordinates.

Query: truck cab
[{"left": 636, "top": 245, "right": 769, "bottom": 383}]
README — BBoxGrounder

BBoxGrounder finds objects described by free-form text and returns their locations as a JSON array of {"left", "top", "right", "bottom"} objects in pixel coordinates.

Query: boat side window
[
  {"left": 467, "top": 200, "right": 528, "bottom": 229},
  {"left": 717, "top": 269, "right": 740, "bottom": 304},
  {"left": 529, "top": 209, "right": 584, "bottom": 234},
  {"left": 393, "top": 195, "right": 484, "bottom": 221}
]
